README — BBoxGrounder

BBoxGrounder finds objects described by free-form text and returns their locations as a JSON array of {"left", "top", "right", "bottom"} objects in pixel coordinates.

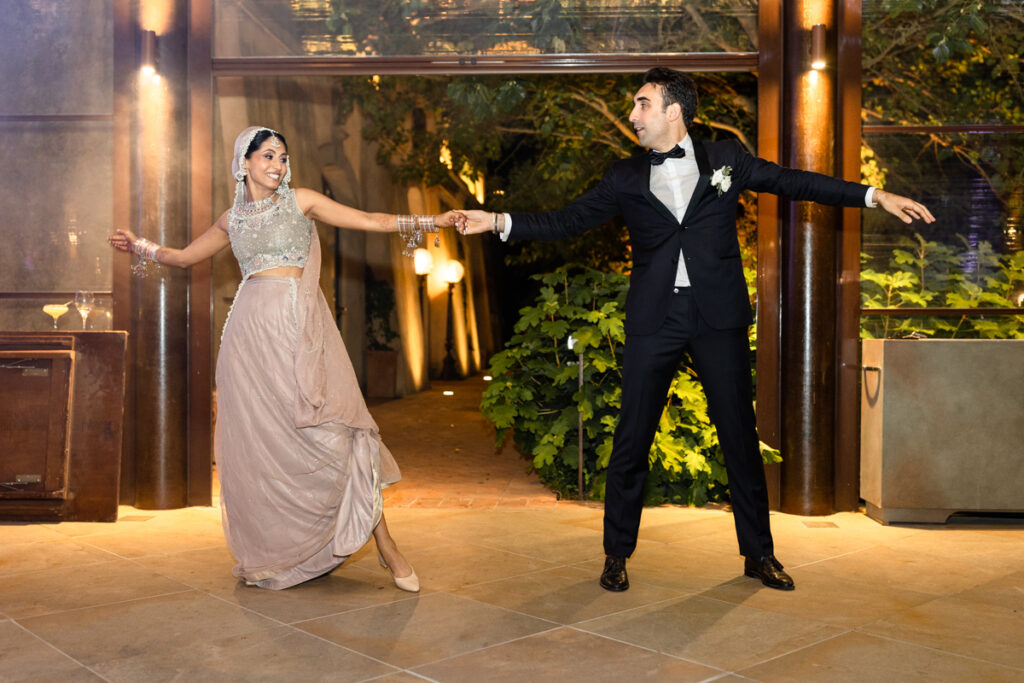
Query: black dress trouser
[{"left": 602, "top": 288, "right": 774, "bottom": 559}]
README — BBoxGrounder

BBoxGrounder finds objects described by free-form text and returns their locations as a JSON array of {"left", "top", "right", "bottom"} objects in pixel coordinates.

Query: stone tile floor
[{"left": 2, "top": 378, "right": 1023, "bottom": 681}]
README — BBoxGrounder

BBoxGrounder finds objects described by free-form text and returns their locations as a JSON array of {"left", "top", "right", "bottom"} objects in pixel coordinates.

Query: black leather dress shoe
[
  {"left": 600, "top": 555, "right": 629, "bottom": 592},
  {"left": 744, "top": 554, "right": 795, "bottom": 591}
]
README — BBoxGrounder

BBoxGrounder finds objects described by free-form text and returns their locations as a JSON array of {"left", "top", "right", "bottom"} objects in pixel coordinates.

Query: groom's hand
[
  {"left": 461, "top": 210, "right": 502, "bottom": 235},
  {"left": 875, "top": 189, "right": 936, "bottom": 225}
]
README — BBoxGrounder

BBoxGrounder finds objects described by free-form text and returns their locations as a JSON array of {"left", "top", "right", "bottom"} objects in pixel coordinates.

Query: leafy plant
[
  {"left": 481, "top": 265, "right": 779, "bottom": 504},
  {"left": 861, "top": 233, "right": 1024, "bottom": 339}
]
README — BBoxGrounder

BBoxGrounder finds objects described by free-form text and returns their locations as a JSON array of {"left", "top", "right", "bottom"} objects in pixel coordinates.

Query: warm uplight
[
  {"left": 438, "top": 141, "right": 485, "bottom": 203},
  {"left": 441, "top": 259, "right": 465, "bottom": 285},
  {"left": 483, "top": 375, "right": 492, "bottom": 381},
  {"left": 413, "top": 247, "right": 434, "bottom": 276},
  {"left": 810, "top": 24, "right": 826, "bottom": 70},
  {"left": 141, "top": 29, "right": 157, "bottom": 77},
  {"left": 443, "top": 390, "right": 454, "bottom": 396}
]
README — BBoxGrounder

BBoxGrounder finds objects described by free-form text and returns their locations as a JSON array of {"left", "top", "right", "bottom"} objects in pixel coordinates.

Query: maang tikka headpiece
[{"left": 230, "top": 125, "right": 291, "bottom": 208}]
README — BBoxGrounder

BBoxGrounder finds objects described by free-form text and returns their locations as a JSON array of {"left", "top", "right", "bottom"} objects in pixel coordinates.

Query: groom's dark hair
[{"left": 643, "top": 68, "right": 699, "bottom": 128}]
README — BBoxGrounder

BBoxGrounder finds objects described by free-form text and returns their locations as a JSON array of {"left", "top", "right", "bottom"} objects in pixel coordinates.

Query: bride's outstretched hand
[{"left": 108, "top": 228, "right": 138, "bottom": 253}]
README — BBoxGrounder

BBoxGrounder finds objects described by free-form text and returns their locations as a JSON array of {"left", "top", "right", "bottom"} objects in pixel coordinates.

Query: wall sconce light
[
  {"left": 440, "top": 259, "right": 465, "bottom": 380},
  {"left": 141, "top": 29, "right": 158, "bottom": 77},
  {"left": 810, "top": 24, "right": 826, "bottom": 70}
]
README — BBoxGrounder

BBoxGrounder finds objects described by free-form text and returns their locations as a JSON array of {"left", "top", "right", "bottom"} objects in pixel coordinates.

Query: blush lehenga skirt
[{"left": 214, "top": 275, "right": 401, "bottom": 589}]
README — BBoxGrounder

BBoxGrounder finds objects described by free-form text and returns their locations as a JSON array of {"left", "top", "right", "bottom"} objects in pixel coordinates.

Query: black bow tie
[{"left": 648, "top": 145, "right": 686, "bottom": 165}]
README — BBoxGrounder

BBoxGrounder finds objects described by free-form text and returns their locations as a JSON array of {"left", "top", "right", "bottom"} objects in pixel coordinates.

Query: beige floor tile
[
  {"left": 0, "top": 522, "right": 67, "bottom": 544},
  {"left": 297, "top": 591, "right": 555, "bottom": 669},
  {"left": 950, "top": 570, "right": 1024, "bottom": 611},
  {"left": 0, "top": 561, "right": 191, "bottom": 619},
  {"left": 73, "top": 524, "right": 227, "bottom": 560},
  {"left": 878, "top": 527, "right": 1024, "bottom": 574},
  {"left": 21, "top": 592, "right": 395, "bottom": 682},
  {"left": 411, "top": 508, "right": 599, "bottom": 544},
  {"left": 702, "top": 567, "right": 938, "bottom": 629},
  {"left": 0, "top": 620, "right": 104, "bottom": 682},
  {"left": 0, "top": 539, "right": 118, "bottom": 576},
  {"left": 93, "top": 627, "right": 398, "bottom": 682},
  {"left": 131, "top": 545, "right": 240, "bottom": 591},
  {"left": 740, "top": 631, "right": 1024, "bottom": 683},
  {"left": 414, "top": 625, "right": 721, "bottom": 682},
  {"left": 794, "top": 543, "right": 1006, "bottom": 597},
  {"left": 348, "top": 541, "right": 556, "bottom": 592},
  {"left": 859, "top": 595, "right": 1024, "bottom": 670},
  {"left": 639, "top": 511, "right": 741, "bottom": 545},
  {"left": 454, "top": 565, "right": 685, "bottom": 624},
  {"left": 474, "top": 523, "right": 605, "bottom": 565},
  {"left": 577, "top": 594, "right": 842, "bottom": 671}
]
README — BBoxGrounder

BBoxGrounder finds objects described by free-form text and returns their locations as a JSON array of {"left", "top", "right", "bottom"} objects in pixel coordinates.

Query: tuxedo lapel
[
  {"left": 634, "top": 155, "right": 680, "bottom": 226},
  {"left": 680, "top": 138, "right": 712, "bottom": 226}
]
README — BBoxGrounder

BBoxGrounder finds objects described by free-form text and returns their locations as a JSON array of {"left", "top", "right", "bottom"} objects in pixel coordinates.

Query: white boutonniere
[{"left": 711, "top": 165, "right": 733, "bottom": 196}]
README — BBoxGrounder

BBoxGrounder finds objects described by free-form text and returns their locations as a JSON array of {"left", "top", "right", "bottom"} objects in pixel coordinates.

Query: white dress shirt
[{"left": 650, "top": 135, "right": 698, "bottom": 286}]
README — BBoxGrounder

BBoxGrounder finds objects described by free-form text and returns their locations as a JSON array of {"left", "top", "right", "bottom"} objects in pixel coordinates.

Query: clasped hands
[{"left": 452, "top": 210, "right": 504, "bottom": 236}]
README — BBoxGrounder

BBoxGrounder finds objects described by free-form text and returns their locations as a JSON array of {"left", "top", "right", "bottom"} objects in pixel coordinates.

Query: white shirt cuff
[
  {"left": 866, "top": 187, "right": 878, "bottom": 208},
  {"left": 500, "top": 213, "right": 512, "bottom": 241}
]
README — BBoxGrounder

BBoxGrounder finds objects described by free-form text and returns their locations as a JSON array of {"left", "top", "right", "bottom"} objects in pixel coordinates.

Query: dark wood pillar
[
  {"left": 779, "top": 0, "right": 839, "bottom": 515},
  {"left": 833, "top": 0, "right": 865, "bottom": 512},
  {"left": 131, "top": 1, "right": 190, "bottom": 508}
]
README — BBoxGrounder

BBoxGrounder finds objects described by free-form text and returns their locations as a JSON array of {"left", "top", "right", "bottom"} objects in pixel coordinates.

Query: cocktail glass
[{"left": 43, "top": 303, "right": 69, "bottom": 329}]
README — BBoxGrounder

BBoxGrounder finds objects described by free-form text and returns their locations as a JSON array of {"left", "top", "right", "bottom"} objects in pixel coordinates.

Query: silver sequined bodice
[{"left": 227, "top": 189, "right": 311, "bottom": 279}]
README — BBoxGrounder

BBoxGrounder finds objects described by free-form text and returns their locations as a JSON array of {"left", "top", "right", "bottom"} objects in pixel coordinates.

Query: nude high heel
[{"left": 378, "top": 552, "right": 420, "bottom": 593}]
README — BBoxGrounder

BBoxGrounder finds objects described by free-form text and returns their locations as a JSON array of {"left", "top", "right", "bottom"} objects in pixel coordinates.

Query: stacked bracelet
[
  {"left": 397, "top": 214, "right": 440, "bottom": 257},
  {"left": 133, "top": 237, "right": 160, "bottom": 262},
  {"left": 492, "top": 213, "right": 499, "bottom": 235}
]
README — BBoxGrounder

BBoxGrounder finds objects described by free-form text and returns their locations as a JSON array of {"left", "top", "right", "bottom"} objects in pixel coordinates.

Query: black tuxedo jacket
[{"left": 510, "top": 137, "right": 870, "bottom": 335}]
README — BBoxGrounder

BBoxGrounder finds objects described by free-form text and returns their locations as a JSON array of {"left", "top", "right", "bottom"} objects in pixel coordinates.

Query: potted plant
[{"left": 364, "top": 270, "right": 399, "bottom": 398}]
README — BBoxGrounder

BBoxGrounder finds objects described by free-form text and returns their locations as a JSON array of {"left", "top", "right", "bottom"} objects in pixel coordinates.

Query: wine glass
[
  {"left": 75, "top": 291, "right": 95, "bottom": 329},
  {"left": 42, "top": 303, "right": 69, "bottom": 329}
]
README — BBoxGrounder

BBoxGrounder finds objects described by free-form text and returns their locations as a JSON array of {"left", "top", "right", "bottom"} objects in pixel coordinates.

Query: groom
[{"left": 461, "top": 68, "right": 934, "bottom": 592}]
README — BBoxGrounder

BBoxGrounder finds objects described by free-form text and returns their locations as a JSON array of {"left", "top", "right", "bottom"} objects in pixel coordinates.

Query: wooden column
[
  {"left": 779, "top": 0, "right": 839, "bottom": 515},
  {"left": 132, "top": 0, "right": 190, "bottom": 508}
]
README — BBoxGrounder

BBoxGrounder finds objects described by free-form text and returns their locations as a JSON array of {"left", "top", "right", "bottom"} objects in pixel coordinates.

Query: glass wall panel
[
  {"left": 0, "top": 120, "right": 114, "bottom": 331},
  {"left": 862, "top": 0, "right": 1023, "bottom": 126},
  {"left": 0, "top": 0, "right": 113, "bottom": 115},
  {"left": 861, "top": 132, "right": 1023, "bottom": 337},
  {"left": 861, "top": 1, "right": 1023, "bottom": 338},
  {"left": 214, "top": 0, "right": 757, "bottom": 58}
]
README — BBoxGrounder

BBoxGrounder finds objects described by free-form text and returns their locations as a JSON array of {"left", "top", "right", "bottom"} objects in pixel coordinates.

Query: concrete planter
[{"left": 859, "top": 338, "right": 1024, "bottom": 524}]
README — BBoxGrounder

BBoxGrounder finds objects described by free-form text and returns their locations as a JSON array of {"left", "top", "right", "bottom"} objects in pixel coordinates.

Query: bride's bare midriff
[{"left": 251, "top": 266, "right": 304, "bottom": 278}]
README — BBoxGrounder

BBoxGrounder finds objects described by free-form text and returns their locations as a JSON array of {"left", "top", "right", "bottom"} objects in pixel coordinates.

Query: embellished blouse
[{"left": 226, "top": 189, "right": 311, "bottom": 279}]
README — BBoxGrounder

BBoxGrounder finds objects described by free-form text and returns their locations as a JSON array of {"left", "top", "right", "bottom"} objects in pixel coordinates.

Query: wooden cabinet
[{"left": 0, "top": 332, "right": 127, "bottom": 522}]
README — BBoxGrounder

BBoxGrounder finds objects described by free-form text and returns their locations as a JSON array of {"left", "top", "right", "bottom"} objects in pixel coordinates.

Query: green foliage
[
  {"left": 480, "top": 266, "right": 779, "bottom": 504},
  {"left": 861, "top": 234, "right": 1024, "bottom": 339}
]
